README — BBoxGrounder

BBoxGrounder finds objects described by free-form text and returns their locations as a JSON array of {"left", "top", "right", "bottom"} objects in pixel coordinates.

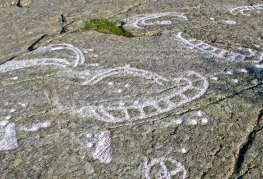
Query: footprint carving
[
  {"left": 83, "top": 131, "right": 112, "bottom": 164},
  {"left": 0, "top": 121, "right": 18, "bottom": 151}
]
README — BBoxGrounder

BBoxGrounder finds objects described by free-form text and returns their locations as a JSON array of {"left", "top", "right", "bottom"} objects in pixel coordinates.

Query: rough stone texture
[{"left": 0, "top": 0, "right": 263, "bottom": 179}]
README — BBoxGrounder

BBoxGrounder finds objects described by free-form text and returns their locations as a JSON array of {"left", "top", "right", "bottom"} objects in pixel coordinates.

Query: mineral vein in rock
[
  {"left": 124, "top": 12, "right": 188, "bottom": 29},
  {"left": 0, "top": 44, "right": 85, "bottom": 74}
]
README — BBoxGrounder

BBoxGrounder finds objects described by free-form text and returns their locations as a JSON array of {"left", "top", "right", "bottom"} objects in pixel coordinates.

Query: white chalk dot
[
  {"left": 201, "top": 118, "right": 209, "bottom": 125},
  {"left": 196, "top": 110, "right": 203, "bottom": 117},
  {"left": 87, "top": 142, "right": 94, "bottom": 148},
  {"left": 181, "top": 148, "right": 188, "bottom": 154},
  {"left": 117, "top": 89, "right": 122, "bottom": 93},
  {"left": 210, "top": 17, "right": 215, "bottom": 21},
  {"left": 255, "top": 44, "right": 260, "bottom": 48},
  {"left": 42, "top": 121, "right": 51, "bottom": 128},
  {"left": 86, "top": 133, "right": 93, "bottom": 138},
  {"left": 5, "top": 116, "right": 12, "bottom": 120},
  {"left": 238, "top": 69, "right": 248, "bottom": 73},
  {"left": 156, "top": 20, "right": 172, "bottom": 25},
  {"left": 188, "top": 119, "right": 198, "bottom": 125},
  {"left": 226, "top": 71, "right": 233, "bottom": 75},
  {"left": 19, "top": 103, "right": 27, "bottom": 107},
  {"left": 119, "top": 101, "right": 125, "bottom": 106},
  {"left": 224, "top": 20, "right": 237, "bottom": 25},
  {"left": 108, "top": 82, "right": 114, "bottom": 86},
  {"left": 210, "top": 76, "right": 218, "bottom": 81},
  {"left": 11, "top": 76, "right": 18, "bottom": 80},
  {"left": 232, "top": 79, "right": 239, "bottom": 83},
  {"left": 9, "top": 109, "right": 16, "bottom": 113},
  {"left": 124, "top": 84, "right": 130, "bottom": 88},
  {"left": 84, "top": 48, "right": 94, "bottom": 52},
  {"left": 175, "top": 119, "right": 183, "bottom": 125}
]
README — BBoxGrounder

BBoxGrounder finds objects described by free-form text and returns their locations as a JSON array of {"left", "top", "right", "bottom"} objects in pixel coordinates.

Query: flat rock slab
[{"left": 0, "top": 0, "right": 263, "bottom": 179}]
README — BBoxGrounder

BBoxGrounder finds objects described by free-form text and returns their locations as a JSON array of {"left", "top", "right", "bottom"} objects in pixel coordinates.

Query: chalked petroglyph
[
  {"left": 143, "top": 157, "right": 187, "bottom": 179},
  {"left": 81, "top": 131, "right": 112, "bottom": 164},
  {"left": 123, "top": 12, "right": 188, "bottom": 29},
  {"left": 71, "top": 67, "right": 208, "bottom": 123},
  {"left": 0, "top": 44, "right": 85, "bottom": 74},
  {"left": 230, "top": 4, "right": 263, "bottom": 16},
  {"left": 176, "top": 32, "right": 263, "bottom": 65},
  {"left": 0, "top": 121, "right": 18, "bottom": 151}
]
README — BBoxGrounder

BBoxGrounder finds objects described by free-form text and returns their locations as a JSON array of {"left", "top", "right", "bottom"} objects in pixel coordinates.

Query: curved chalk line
[
  {"left": 124, "top": 12, "right": 188, "bottom": 29},
  {"left": 0, "top": 44, "right": 86, "bottom": 74},
  {"left": 80, "top": 66, "right": 169, "bottom": 86}
]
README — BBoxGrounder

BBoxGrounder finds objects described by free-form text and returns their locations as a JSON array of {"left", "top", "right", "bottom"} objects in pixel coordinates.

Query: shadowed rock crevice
[
  {"left": 229, "top": 106, "right": 263, "bottom": 178},
  {"left": 27, "top": 34, "right": 47, "bottom": 52}
]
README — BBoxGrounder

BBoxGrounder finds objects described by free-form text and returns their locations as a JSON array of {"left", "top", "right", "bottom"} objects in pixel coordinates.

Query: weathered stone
[{"left": 0, "top": 0, "right": 263, "bottom": 178}]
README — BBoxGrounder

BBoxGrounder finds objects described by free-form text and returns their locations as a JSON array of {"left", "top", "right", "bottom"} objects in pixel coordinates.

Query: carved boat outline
[{"left": 76, "top": 67, "right": 208, "bottom": 123}]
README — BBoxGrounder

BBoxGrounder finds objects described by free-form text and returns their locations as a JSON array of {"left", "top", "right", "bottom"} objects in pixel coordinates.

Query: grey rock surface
[{"left": 0, "top": 0, "right": 263, "bottom": 179}]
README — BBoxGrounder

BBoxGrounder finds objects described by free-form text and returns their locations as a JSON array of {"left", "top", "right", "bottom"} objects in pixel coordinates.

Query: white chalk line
[
  {"left": 124, "top": 12, "right": 188, "bottom": 29},
  {"left": 0, "top": 44, "right": 86, "bottom": 74},
  {"left": 19, "top": 121, "right": 52, "bottom": 132},
  {"left": 80, "top": 66, "right": 169, "bottom": 86}
]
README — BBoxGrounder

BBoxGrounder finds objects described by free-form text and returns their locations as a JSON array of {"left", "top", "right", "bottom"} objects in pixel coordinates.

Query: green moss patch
[{"left": 84, "top": 19, "right": 133, "bottom": 37}]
